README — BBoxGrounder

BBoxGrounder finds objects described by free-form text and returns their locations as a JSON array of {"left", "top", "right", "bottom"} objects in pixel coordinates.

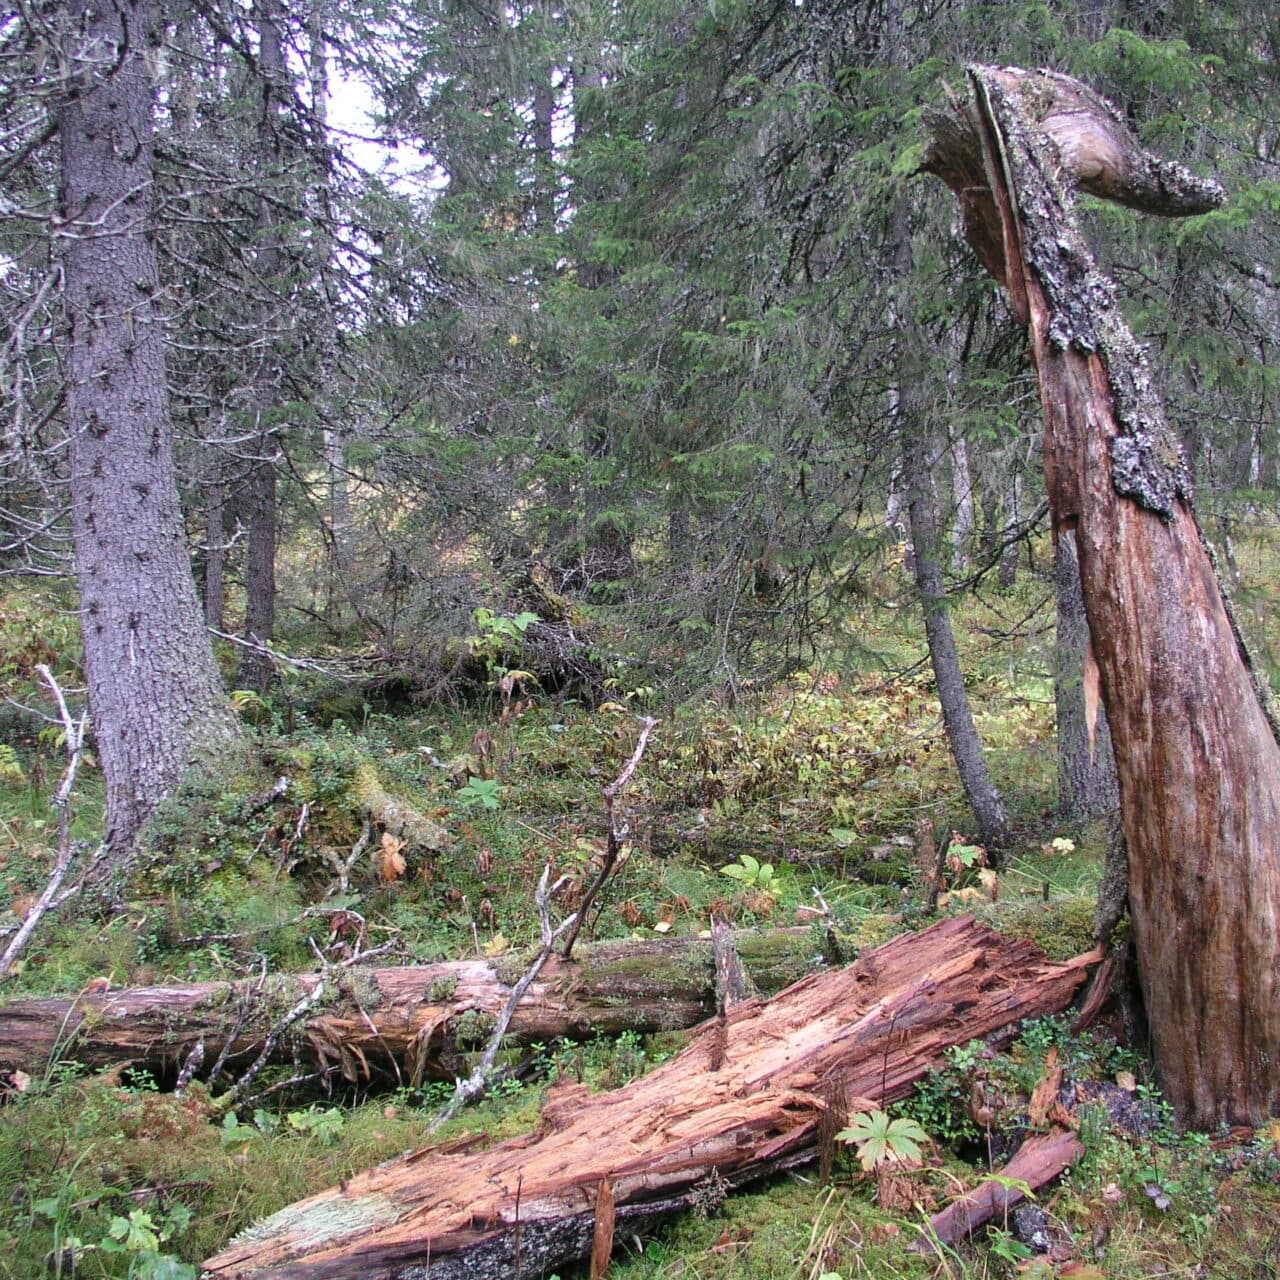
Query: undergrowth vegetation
[{"left": 0, "top": 533, "right": 1278, "bottom": 1278}]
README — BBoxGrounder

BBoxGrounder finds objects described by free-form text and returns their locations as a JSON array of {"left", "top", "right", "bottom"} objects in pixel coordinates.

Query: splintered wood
[{"left": 203, "top": 916, "right": 1095, "bottom": 1279}]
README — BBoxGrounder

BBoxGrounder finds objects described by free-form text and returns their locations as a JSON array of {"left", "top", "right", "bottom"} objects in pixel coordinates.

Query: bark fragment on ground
[
  {"left": 913, "top": 1128, "right": 1084, "bottom": 1251},
  {"left": 203, "top": 915, "right": 1096, "bottom": 1279},
  {"left": 0, "top": 928, "right": 820, "bottom": 1083}
]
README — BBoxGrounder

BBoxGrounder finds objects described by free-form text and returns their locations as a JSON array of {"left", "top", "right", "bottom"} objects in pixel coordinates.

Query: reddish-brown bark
[
  {"left": 924, "top": 66, "right": 1280, "bottom": 1125},
  {"left": 202, "top": 916, "right": 1095, "bottom": 1279}
]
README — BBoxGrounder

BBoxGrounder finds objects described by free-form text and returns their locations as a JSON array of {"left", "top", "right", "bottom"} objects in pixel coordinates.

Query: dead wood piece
[
  {"left": 914, "top": 1128, "right": 1084, "bottom": 1251},
  {"left": 0, "top": 928, "right": 821, "bottom": 1082},
  {"left": 202, "top": 915, "right": 1095, "bottom": 1279}
]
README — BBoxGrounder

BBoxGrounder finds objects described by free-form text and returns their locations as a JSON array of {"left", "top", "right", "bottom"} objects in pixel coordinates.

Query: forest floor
[{"left": 1, "top": 530, "right": 1279, "bottom": 1279}]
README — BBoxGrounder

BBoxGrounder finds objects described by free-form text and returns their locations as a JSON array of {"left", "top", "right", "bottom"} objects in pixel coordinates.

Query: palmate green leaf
[{"left": 836, "top": 1110, "right": 929, "bottom": 1170}]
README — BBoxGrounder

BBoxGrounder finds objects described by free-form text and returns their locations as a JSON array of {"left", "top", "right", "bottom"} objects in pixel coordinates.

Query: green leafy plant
[
  {"left": 719, "top": 853, "right": 782, "bottom": 895},
  {"left": 835, "top": 1108, "right": 928, "bottom": 1170},
  {"left": 457, "top": 776, "right": 502, "bottom": 809}
]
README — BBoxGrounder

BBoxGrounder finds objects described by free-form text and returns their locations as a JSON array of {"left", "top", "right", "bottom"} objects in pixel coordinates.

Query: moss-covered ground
[{"left": 0, "top": 530, "right": 1278, "bottom": 1279}]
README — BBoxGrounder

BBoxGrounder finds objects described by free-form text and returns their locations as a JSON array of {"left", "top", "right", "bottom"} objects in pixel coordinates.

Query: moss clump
[
  {"left": 452, "top": 1008, "right": 496, "bottom": 1045},
  {"left": 978, "top": 894, "right": 1098, "bottom": 960},
  {"left": 427, "top": 972, "right": 460, "bottom": 1002}
]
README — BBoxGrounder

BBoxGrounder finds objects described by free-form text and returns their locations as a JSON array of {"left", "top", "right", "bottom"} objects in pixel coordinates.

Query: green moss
[
  {"left": 977, "top": 894, "right": 1099, "bottom": 960},
  {"left": 427, "top": 972, "right": 460, "bottom": 1002}
]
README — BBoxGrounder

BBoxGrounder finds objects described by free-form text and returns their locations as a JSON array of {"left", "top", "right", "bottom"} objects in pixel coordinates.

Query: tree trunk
[
  {"left": 903, "top": 424, "right": 1009, "bottom": 852},
  {"left": 204, "top": 472, "right": 227, "bottom": 631},
  {"left": 0, "top": 928, "right": 826, "bottom": 1082},
  {"left": 236, "top": 0, "right": 288, "bottom": 693},
  {"left": 949, "top": 426, "right": 974, "bottom": 573},
  {"left": 892, "top": 198, "right": 1008, "bottom": 852},
  {"left": 60, "top": 0, "right": 239, "bottom": 856},
  {"left": 203, "top": 917, "right": 1095, "bottom": 1279},
  {"left": 925, "top": 66, "right": 1280, "bottom": 1126},
  {"left": 1053, "top": 529, "right": 1118, "bottom": 819}
]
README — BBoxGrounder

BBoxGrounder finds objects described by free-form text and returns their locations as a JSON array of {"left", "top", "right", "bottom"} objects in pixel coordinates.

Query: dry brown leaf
[
  {"left": 1115, "top": 1069, "right": 1137, "bottom": 1092},
  {"left": 379, "top": 832, "right": 407, "bottom": 883}
]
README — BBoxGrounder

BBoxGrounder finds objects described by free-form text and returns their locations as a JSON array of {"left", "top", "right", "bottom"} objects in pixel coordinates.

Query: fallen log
[
  {"left": 0, "top": 927, "right": 824, "bottom": 1084},
  {"left": 913, "top": 1128, "right": 1084, "bottom": 1251},
  {"left": 203, "top": 915, "right": 1097, "bottom": 1279}
]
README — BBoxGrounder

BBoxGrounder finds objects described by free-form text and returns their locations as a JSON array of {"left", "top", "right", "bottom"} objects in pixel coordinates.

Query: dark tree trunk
[
  {"left": 1053, "top": 529, "right": 1118, "bottom": 819},
  {"left": 204, "top": 473, "right": 227, "bottom": 630},
  {"left": 60, "top": 0, "right": 239, "bottom": 855},
  {"left": 903, "top": 424, "right": 1009, "bottom": 851},
  {"left": 236, "top": 0, "right": 287, "bottom": 692},
  {"left": 892, "top": 198, "right": 1008, "bottom": 852},
  {"left": 925, "top": 66, "right": 1280, "bottom": 1125}
]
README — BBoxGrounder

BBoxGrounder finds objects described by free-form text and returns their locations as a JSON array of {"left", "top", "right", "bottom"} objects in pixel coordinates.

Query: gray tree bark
[{"left": 60, "top": 0, "right": 239, "bottom": 854}]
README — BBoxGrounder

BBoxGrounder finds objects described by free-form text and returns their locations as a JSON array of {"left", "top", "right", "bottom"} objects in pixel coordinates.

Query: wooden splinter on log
[
  {"left": 203, "top": 916, "right": 1096, "bottom": 1279},
  {"left": 924, "top": 67, "right": 1280, "bottom": 1127}
]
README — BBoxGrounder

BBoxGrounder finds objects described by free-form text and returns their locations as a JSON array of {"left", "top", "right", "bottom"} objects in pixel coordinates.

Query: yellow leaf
[{"left": 483, "top": 932, "right": 509, "bottom": 956}]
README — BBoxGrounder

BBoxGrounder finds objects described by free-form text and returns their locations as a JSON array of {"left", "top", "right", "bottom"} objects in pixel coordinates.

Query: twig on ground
[
  {"left": 430, "top": 864, "right": 577, "bottom": 1131},
  {"left": 0, "top": 665, "right": 96, "bottom": 981},
  {"left": 560, "top": 716, "right": 657, "bottom": 960}
]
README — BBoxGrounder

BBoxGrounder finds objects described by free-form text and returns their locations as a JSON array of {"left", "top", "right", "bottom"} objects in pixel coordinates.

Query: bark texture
[
  {"left": 203, "top": 916, "right": 1095, "bottom": 1279},
  {"left": 0, "top": 929, "right": 823, "bottom": 1081},
  {"left": 60, "top": 0, "right": 239, "bottom": 854},
  {"left": 925, "top": 66, "right": 1280, "bottom": 1125}
]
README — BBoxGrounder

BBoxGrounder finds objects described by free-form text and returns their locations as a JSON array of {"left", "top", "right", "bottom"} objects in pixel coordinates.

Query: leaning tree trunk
[
  {"left": 925, "top": 66, "right": 1280, "bottom": 1125},
  {"left": 60, "top": 0, "right": 240, "bottom": 856}
]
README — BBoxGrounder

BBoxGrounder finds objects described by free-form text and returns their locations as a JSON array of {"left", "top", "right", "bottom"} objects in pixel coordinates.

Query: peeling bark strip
[
  {"left": 924, "top": 66, "right": 1280, "bottom": 1126},
  {"left": 914, "top": 1128, "right": 1084, "bottom": 1251},
  {"left": 203, "top": 917, "right": 1094, "bottom": 1279},
  {"left": 0, "top": 929, "right": 822, "bottom": 1081}
]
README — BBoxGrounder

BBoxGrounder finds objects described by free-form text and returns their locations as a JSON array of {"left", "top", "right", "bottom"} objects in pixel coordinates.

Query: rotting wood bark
[
  {"left": 0, "top": 928, "right": 823, "bottom": 1084},
  {"left": 202, "top": 916, "right": 1096, "bottom": 1280},
  {"left": 913, "top": 1128, "right": 1084, "bottom": 1252},
  {"left": 923, "top": 65, "right": 1280, "bottom": 1126}
]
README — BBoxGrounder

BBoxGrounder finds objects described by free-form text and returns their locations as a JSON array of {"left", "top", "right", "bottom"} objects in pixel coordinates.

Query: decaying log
[
  {"left": 0, "top": 928, "right": 824, "bottom": 1083},
  {"left": 924, "top": 66, "right": 1280, "bottom": 1127},
  {"left": 914, "top": 1128, "right": 1084, "bottom": 1251},
  {"left": 203, "top": 915, "right": 1096, "bottom": 1280}
]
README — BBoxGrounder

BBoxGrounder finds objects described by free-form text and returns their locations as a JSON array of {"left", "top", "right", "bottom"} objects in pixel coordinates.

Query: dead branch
[
  {"left": 0, "top": 665, "right": 97, "bottom": 982},
  {"left": 430, "top": 865, "right": 577, "bottom": 1130},
  {"left": 561, "top": 715, "right": 657, "bottom": 960}
]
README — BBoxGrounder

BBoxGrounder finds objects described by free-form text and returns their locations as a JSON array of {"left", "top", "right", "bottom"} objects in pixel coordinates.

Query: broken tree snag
[
  {"left": 924, "top": 66, "right": 1280, "bottom": 1127},
  {"left": 913, "top": 1128, "right": 1084, "bottom": 1251},
  {"left": 203, "top": 916, "right": 1095, "bottom": 1280},
  {"left": 0, "top": 928, "right": 818, "bottom": 1084}
]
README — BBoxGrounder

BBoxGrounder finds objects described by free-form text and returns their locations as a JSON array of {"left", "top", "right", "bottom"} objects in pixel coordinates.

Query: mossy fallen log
[
  {"left": 0, "top": 927, "right": 826, "bottom": 1085},
  {"left": 203, "top": 915, "right": 1097, "bottom": 1280}
]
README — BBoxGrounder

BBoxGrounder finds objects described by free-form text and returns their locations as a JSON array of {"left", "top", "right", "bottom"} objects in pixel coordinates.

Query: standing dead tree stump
[{"left": 924, "top": 65, "right": 1280, "bottom": 1126}]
